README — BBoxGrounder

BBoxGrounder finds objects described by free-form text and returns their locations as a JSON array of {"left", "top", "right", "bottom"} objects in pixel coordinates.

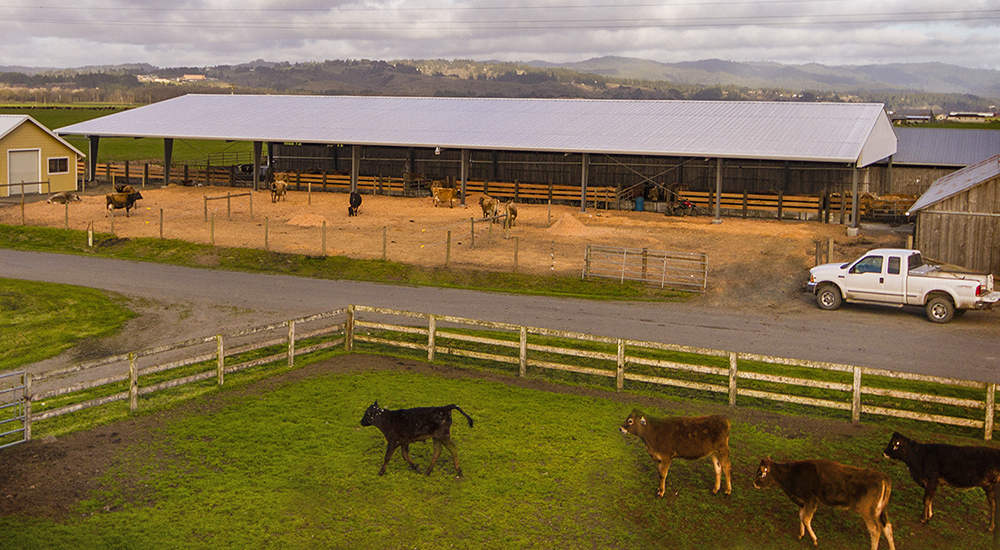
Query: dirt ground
[
  {"left": 0, "top": 183, "right": 908, "bottom": 309},
  {"left": 0, "top": 183, "right": 910, "bottom": 523}
]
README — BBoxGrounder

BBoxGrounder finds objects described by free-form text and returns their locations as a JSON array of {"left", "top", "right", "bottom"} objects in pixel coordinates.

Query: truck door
[
  {"left": 843, "top": 254, "right": 885, "bottom": 302},
  {"left": 882, "top": 255, "right": 905, "bottom": 304}
]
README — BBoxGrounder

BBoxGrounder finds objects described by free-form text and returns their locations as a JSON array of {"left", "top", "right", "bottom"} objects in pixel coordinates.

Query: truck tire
[
  {"left": 816, "top": 284, "right": 842, "bottom": 311},
  {"left": 926, "top": 296, "right": 955, "bottom": 323}
]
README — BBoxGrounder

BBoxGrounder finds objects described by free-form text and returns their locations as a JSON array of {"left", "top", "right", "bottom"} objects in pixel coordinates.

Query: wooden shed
[
  {"left": 908, "top": 154, "right": 1000, "bottom": 276},
  {"left": 0, "top": 114, "right": 85, "bottom": 198}
]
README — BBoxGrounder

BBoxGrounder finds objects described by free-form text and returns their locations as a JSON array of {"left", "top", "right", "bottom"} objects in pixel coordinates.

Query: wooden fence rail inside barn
[{"left": 4, "top": 304, "right": 998, "bottom": 448}]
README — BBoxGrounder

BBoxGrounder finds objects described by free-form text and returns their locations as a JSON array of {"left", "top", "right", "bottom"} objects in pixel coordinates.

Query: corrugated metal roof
[
  {"left": 0, "top": 114, "right": 86, "bottom": 158},
  {"left": 907, "top": 154, "right": 1000, "bottom": 214},
  {"left": 892, "top": 127, "right": 1000, "bottom": 167},
  {"left": 56, "top": 94, "right": 895, "bottom": 166}
]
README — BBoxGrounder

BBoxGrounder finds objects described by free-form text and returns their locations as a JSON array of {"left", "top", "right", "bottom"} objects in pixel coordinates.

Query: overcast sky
[{"left": 3, "top": 1, "right": 1000, "bottom": 71}]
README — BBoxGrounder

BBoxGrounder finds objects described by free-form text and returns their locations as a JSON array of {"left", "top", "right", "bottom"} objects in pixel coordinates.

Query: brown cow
[
  {"left": 271, "top": 180, "right": 287, "bottom": 203},
  {"left": 754, "top": 457, "right": 895, "bottom": 550},
  {"left": 503, "top": 201, "right": 518, "bottom": 228},
  {"left": 479, "top": 194, "right": 499, "bottom": 221},
  {"left": 619, "top": 409, "right": 731, "bottom": 497},
  {"left": 105, "top": 191, "right": 143, "bottom": 217}
]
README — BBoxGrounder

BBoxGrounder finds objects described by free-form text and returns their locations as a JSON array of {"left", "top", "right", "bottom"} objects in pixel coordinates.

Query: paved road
[{"left": 3, "top": 249, "right": 999, "bottom": 383}]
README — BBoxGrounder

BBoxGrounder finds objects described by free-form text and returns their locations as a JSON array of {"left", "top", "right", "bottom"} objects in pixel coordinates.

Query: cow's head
[
  {"left": 753, "top": 457, "right": 775, "bottom": 489},
  {"left": 619, "top": 409, "right": 647, "bottom": 435},
  {"left": 360, "top": 401, "right": 384, "bottom": 427},
  {"left": 883, "top": 432, "right": 912, "bottom": 460}
]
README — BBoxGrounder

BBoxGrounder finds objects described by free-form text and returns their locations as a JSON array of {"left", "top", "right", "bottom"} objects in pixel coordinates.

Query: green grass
[
  {"left": 1, "top": 367, "right": 993, "bottom": 549},
  {"left": 0, "top": 278, "right": 134, "bottom": 372}
]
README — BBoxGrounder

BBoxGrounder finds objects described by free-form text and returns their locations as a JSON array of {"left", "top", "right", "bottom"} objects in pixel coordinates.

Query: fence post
[
  {"left": 470, "top": 218, "right": 476, "bottom": 249},
  {"left": 729, "top": 353, "right": 738, "bottom": 406},
  {"left": 777, "top": 191, "right": 784, "bottom": 220},
  {"left": 265, "top": 217, "right": 269, "bottom": 251},
  {"left": 827, "top": 238, "right": 834, "bottom": 264},
  {"left": 345, "top": 306, "right": 355, "bottom": 352},
  {"left": 287, "top": 320, "right": 296, "bottom": 368},
  {"left": 616, "top": 339, "right": 625, "bottom": 391},
  {"left": 64, "top": 202, "right": 69, "bottom": 230},
  {"left": 216, "top": 335, "right": 225, "bottom": 385},
  {"left": 159, "top": 209, "right": 164, "bottom": 239},
  {"left": 382, "top": 226, "right": 387, "bottom": 260},
  {"left": 986, "top": 384, "right": 996, "bottom": 441},
  {"left": 446, "top": 231, "right": 451, "bottom": 267},
  {"left": 851, "top": 366, "right": 862, "bottom": 424},
  {"left": 204, "top": 196, "right": 208, "bottom": 222},
  {"left": 23, "top": 375, "right": 32, "bottom": 442},
  {"left": 322, "top": 221, "right": 327, "bottom": 256},
  {"left": 519, "top": 327, "right": 527, "bottom": 377},
  {"left": 513, "top": 236, "right": 519, "bottom": 273},
  {"left": 427, "top": 315, "right": 436, "bottom": 362},
  {"left": 129, "top": 352, "right": 138, "bottom": 411},
  {"left": 211, "top": 213, "right": 215, "bottom": 245}
]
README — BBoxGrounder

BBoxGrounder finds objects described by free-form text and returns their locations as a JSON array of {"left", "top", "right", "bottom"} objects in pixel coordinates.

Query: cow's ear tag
[{"left": 639, "top": 417, "right": 646, "bottom": 425}]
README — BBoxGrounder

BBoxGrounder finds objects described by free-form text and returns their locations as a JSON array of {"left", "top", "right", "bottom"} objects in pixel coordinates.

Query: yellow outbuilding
[{"left": 1, "top": 114, "right": 85, "bottom": 198}]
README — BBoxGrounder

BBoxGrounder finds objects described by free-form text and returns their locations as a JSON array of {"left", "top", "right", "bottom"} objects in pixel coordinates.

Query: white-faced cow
[
  {"left": 360, "top": 401, "right": 474, "bottom": 476},
  {"left": 754, "top": 457, "right": 895, "bottom": 550},
  {"left": 47, "top": 191, "right": 81, "bottom": 204},
  {"left": 883, "top": 431, "right": 1000, "bottom": 531},
  {"left": 619, "top": 409, "right": 731, "bottom": 497}
]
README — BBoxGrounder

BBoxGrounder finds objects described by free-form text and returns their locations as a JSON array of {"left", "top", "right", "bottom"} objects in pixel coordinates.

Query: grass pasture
[{"left": 1, "top": 359, "right": 997, "bottom": 550}]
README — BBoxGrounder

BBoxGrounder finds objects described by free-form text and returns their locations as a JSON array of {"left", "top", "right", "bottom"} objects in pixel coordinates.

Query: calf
[
  {"left": 479, "top": 194, "right": 499, "bottom": 221},
  {"left": 754, "top": 457, "right": 895, "bottom": 550},
  {"left": 619, "top": 409, "right": 731, "bottom": 497},
  {"left": 271, "top": 180, "right": 287, "bottom": 203},
  {"left": 360, "top": 401, "right": 474, "bottom": 476},
  {"left": 503, "top": 201, "right": 518, "bottom": 229},
  {"left": 105, "top": 191, "right": 143, "bottom": 217},
  {"left": 883, "top": 431, "right": 1000, "bottom": 531},
  {"left": 348, "top": 191, "right": 362, "bottom": 216},
  {"left": 46, "top": 191, "right": 81, "bottom": 204},
  {"left": 114, "top": 183, "right": 136, "bottom": 194}
]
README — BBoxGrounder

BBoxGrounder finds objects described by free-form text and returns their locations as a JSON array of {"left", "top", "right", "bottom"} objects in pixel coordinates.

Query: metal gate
[
  {"left": 582, "top": 245, "right": 708, "bottom": 293},
  {"left": 0, "top": 371, "right": 27, "bottom": 449}
]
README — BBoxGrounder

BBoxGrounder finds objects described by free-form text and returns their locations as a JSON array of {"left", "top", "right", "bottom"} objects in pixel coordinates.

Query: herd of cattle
[{"left": 361, "top": 403, "right": 1000, "bottom": 550}]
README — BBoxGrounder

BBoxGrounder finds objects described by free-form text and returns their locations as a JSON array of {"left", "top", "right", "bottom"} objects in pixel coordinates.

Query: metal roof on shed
[
  {"left": 907, "top": 154, "right": 1000, "bottom": 214},
  {"left": 892, "top": 127, "right": 1000, "bottom": 167},
  {"left": 56, "top": 94, "right": 895, "bottom": 167}
]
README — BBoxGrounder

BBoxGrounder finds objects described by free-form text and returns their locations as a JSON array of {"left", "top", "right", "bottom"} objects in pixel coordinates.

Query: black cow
[
  {"left": 883, "top": 431, "right": 1000, "bottom": 531},
  {"left": 754, "top": 457, "right": 895, "bottom": 550},
  {"left": 360, "top": 401, "right": 473, "bottom": 476},
  {"left": 348, "top": 191, "right": 362, "bottom": 216},
  {"left": 105, "top": 191, "right": 143, "bottom": 217},
  {"left": 619, "top": 409, "right": 732, "bottom": 497}
]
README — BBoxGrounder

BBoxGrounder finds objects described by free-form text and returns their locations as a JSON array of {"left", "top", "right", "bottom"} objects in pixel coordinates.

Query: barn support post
[
  {"left": 287, "top": 320, "right": 296, "bottom": 368},
  {"left": 851, "top": 366, "right": 862, "bottom": 424},
  {"left": 252, "top": 141, "right": 263, "bottom": 192},
  {"left": 427, "top": 315, "right": 436, "bottom": 362},
  {"left": 713, "top": 158, "right": 723, "bottom": 224},
  {"left": 216, "top": 335, "right": 224, "bottom": 386},
  {"left": 580, "top": 153, "right": 590, "bottom": 213},
  {"left": 87, "top": 136, "right": 99, "bottom": 183},
  {"left": 128, "top": 352, "right": 138, "bottom": 411},
  {"left": 986, "top": 384, "right": 996, "bottom": 441},
  {"left": 460, "top": 149, "right": 470, "bottom": 205},
  {"left": 350, "top": 145, "right": 360, "bottom": 194},
  {"left": 519, "top": 327, "right": 527, "bottom": 377},
  {"left": 616, "top": 339, "right": 625, "bottom": 391},
  {"left": 163, "top": 138, "right": 173, "bottom": 186},
  {"left": 345, "top": 306, "right": 355, "bottom": 352},
  {"left": 125, "top": 160, "right": 130, "bottom": 185},
  {"left": 728, "top": 353, "right": 738, "bottom": 406},
  {"left": 850, "top": 165, "right": 860, "bottom": 231},
  {"left": 143, "top": 163, "right": 148, "bottom": 189}
]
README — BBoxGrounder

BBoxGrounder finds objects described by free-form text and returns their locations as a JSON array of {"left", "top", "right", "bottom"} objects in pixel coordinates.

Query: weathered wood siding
[{"left": 915, "top": 174, "right": 1000, "bottom": 276}]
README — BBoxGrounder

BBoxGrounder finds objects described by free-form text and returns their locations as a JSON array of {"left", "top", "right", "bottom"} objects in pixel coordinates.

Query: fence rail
[
  {"left": 8, "top": 304, "right": 998, "bottom": 446},
  {"left": 582, "top": 244, "right": 708, "bottom": 292}
]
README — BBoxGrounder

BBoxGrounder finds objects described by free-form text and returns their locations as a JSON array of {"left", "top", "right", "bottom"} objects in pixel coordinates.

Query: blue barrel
[{"left": 635, "top": 196, "right": 644, "bottom": 211}]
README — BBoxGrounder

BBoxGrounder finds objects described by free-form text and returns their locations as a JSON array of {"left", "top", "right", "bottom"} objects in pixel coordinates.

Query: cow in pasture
[
  {"left": 432, "top": 186, "right": 456, "bottom": 208},
  {"left": 479, "top": 194, "right": 499, "bottom": 221},
  {"left": 619, "top": 409, "right": 731, "bottom": 497},
  {"left": 105, "top": 191, "right": 143, "bottom": 217},
  {"left": 503, "top": 201, "right": 518, "bottom": 229},
  {"left": 883, "top": 431, "right": 1000, "bottom": 531},
  {"left": 114, "top": 183, "right": 136, "bottom": 194},
  {"left": 754, "top": 457, "right": 895, "bottom": 550},
  {"left": 271, "top": 180, "right": 287, "bottom": 203},
  {"left": 46, "top": 191, "right": 81, "bottom": 204},
  {"left": 348, "top": 191, "right": 362, "bottom": 216},
  {"left": 360, "top": 401, "right": 474, "bottom": 476}
]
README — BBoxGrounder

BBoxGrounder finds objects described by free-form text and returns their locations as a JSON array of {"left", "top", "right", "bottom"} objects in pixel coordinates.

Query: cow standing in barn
[
  {"left": 883, "top": 431, "right": 1000, "bottom": 531},
  {"left": 105, "top": 191, "right": 143, "bottom": 217},
  {"left": 754, "top": 457, "right": 895, "bottom": 550},
  {"left": 348, "top": 191, "right": 362, "bottom": 216},
  {"left": 360, "top": 401, "right": 474, "bottom": 476},
  {"left": 619, "top": 409, "right": 731, "bottom": 497}
]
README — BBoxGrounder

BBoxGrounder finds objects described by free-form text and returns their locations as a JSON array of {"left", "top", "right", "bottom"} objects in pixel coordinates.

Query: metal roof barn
[
  {"left": 892, "top": 128, "right": 1000, "bottom": 168},
  {"left": 55, "top": 94, "right": 895, "bottom": 167}
]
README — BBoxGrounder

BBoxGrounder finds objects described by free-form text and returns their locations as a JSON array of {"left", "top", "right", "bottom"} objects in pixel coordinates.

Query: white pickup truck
[{"left": 806, "top": 248, "right": 1000, "bottom": 323}]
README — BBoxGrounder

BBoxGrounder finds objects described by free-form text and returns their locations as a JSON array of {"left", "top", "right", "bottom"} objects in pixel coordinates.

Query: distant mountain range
[{"left": 526, "top": 57, "right": 1000, "bottom": 99}]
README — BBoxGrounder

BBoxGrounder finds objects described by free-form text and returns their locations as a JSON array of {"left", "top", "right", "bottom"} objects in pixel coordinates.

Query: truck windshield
[{"left": 907, "top": 253, "right": 923, "bottom": 271}]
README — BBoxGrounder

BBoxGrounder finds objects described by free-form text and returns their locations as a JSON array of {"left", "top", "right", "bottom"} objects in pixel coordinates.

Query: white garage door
[{"left": 8, "top": 150, "right": 41, "bottom": 195}]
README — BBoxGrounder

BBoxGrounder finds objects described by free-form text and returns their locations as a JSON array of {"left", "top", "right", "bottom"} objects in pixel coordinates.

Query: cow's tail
[{"left": 450, "top": 405, "right": 474, "bottom": 428}]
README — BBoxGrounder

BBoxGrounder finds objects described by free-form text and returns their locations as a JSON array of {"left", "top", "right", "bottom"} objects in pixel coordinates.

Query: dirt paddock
[{"left": 0, "top": 183, "right": 907, "bottom": 307}]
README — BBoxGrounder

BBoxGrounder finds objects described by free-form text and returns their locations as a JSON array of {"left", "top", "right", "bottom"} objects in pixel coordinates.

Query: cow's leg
[
  {"left": 720, "top": 451, "right": 732, "bottom": 495},
  {"left": 859, "top": 512, "right": 881, "bottom": 550},
  {"left": 655, "top": 458, "right": 672, "bottom": 498},
  {"left": 379, "top": 443, "right": 398, "bottom": 476},
  {"left": 710, "top": 455, "right": 722, "bottom": 494},
  {"left": 921, "top": 479, "right": 939, "bottom": 523},
  {"left": 441, "top": 438, "right": 462, "bottom": 475},
  {"left": 426, "top": 439, "right": 444, "bottom": 476},
  {"left": 800, "top": 500, "right": 820, "bottom": 546},
  {"left": 399, "top": 444, "right": 419, "bottom": 471},
  {"left": 984, "top": 484, "right": 998, "bottom": 532}
]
